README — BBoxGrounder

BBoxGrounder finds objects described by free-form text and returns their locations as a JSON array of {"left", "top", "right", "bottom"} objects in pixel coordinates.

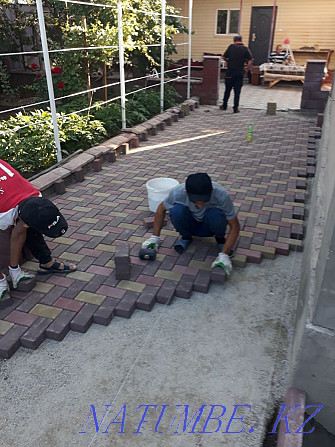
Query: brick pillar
[
  {"left": 301, "top": 60, "right": 329, "bottom": 112},
  {"left": 200, "top": 56, "right": 221, "bottom": 105}
]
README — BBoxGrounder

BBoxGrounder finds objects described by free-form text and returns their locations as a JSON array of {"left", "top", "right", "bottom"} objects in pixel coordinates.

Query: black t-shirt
[{"left": 224, "top": 43, "right": 253, "bottom": 76}]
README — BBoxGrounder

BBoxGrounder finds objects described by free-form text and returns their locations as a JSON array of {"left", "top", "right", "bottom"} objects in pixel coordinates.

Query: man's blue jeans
[{"left": 169, "top": 204, "right": 227, "bottom": 240}]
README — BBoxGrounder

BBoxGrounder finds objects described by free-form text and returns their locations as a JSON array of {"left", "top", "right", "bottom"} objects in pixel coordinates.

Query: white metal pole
[
  {"left": 187, "top": 0, "right": 193, "bottom": 99},
  {"left": 160, "top": 0, "right": 166, "bottom": 113},
  {"left": 117, "top": 0, "right": 126, "bottom": 129},
  {"left": 36, "top": 0, "right": 62, "bottom": 162}
]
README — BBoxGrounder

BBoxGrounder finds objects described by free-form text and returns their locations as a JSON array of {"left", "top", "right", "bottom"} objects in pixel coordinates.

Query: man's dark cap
[
  {"left": 185, "top": 173, "right": 213, "bottom": 203},
  {"left": 18, "top": 197, "right": 68, "bottom": 238}
]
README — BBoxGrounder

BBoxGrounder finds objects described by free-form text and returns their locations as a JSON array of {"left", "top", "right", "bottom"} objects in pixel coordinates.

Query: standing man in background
[{"left": 220, "top": 35, "right": 253, "bottom": 113}]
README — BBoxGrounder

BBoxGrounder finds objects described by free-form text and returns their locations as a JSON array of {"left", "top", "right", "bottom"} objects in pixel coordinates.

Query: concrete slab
[{"left": 0, "top": 252, "right": 302, "bottom": 446}]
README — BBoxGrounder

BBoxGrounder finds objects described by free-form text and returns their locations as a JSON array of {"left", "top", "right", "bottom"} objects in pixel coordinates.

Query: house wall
[
  {"left": 290, "top": 78, "right": 335, "bottom": 435},
  {"left": 170, "top": 0, "right": 335, "bottom": 69}
]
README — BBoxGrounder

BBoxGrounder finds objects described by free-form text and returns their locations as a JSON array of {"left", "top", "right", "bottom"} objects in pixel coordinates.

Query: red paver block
[
  {"left": 0, "top": 324, "right": 27, "bottom": 359},
  {"left": 53, "top": 297, "right": 85, "bottom": 312},
  {"left": 211, "top": 267, "right": 226, "bottom": 284},
  {"left": 156, "top": 280, "right": 176, "bottom": 305},
  {"left": 193, "top": 270, "right": 211, "bottom": 294},
  {"left": 235, "top": 248, "right": 262, "bottom": 264},
  {"left": 93, "top": 158, "right": 102, "bottom": 172},
  {"left": 5, "top": 310, "right": 39, "bottom": 327},
  {"left": 114, "top": 291, "right": 139, "bottom": 318},
  {"left": 175, "top": 274, "right": 194, "bottom": 299},
  {"left": 93, "top": 297, "right": 119, "bottom": 325},
  {"left": 115, "top": 243, "right": 131, "bottom": 280},
  {"left": 46, "top": 310, "right": 76, "bottom": 341},
  {"left": 137, "top": 275, "right": 164, "bottom": 287},
  {"left": 264, "top": 241, "right": 290, "bottom": 256},
  {"left": 20, "top": 317, "right": 52, "bottom": 349},
  {"left": 136, "top": 286, "right": 158, "bottom": 311},
  {"left": 70, "top": 303, "right": 98, "bottom": 333}
]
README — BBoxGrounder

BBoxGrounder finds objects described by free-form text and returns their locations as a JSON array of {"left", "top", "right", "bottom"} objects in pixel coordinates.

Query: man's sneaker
[
  {"left": 0, "top": 278, "right": 10, "bottom": 302},
  {"left": 217, "top": 244, "right": 235, "bottom": 257},
  {"left": 9, "top": 267, "right": 35, "bottom": 289},
  {"left": 233, "top": 108, "right": 240, "bottom": 113},
  {"left": 219, "top": 105, "right": 227, "bottom": 110}
]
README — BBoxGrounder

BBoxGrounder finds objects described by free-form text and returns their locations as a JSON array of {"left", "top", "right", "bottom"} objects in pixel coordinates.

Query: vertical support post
[
  {"left": 268, "top": 0, "right": 277, "bottom": 58},
  {"left": 36, "top": 0, "right": 62, "bottom": 162},
  {"left": 187, "top": 0, "right": 193, "bottom": 99},
  {"left": 238, "top": 0, "right": 243, "bottom": 35},
  {"left": 117, "top": 0, "right": 126, "bottom": 129},
  {"left": 160, "top": 0, "right": 166, "bottom": 113}
]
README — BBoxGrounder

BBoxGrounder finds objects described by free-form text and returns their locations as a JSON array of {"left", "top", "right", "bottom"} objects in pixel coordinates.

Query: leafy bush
[
  {"left": 0, "top": 85, "right": 182, "bottom": 176},
  {"left": 0, "top": 109, "right": 106, "bottom": 176},
  {"left": 91, "top": 102, "right": 122, "bottom": 136}
]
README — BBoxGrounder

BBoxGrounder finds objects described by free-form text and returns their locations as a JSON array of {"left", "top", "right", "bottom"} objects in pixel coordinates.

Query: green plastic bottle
[{"left": 246, "top": 123, "right": 253, "bottom": 142}]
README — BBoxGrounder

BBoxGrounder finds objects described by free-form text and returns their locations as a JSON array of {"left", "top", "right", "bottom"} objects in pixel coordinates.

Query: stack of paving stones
[{"left": 0, "top": 105, "right": 318, "bottom": 359}]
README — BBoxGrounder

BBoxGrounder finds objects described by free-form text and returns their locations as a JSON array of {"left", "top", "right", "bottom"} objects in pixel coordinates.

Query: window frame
[{"left": 215, "top": 8, "right": 240, "bottom": 36}]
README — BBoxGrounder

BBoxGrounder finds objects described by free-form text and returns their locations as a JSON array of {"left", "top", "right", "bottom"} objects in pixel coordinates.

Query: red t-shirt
[{"left": 0, "top": 159, "right": 40, "bottom": 213}]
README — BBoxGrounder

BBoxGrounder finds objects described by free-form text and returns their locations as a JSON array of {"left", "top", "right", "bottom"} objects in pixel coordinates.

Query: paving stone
[
  {"left": 20, "top": 317, "right": 52, "bottom": 349},
  {"left": 93, "top": 297, "right": 119, "bottom": 325},
  {"left": 250, "top": 244, "right": 276, "bottom": 260},
  {"left": 232, "top": 254, "right": 247, "bottom": 268},
  {"left": 193, "top": 270, "right": 211, "bottom": 294},
  {"left": 74, "top": 291, "right": 106, "bottom": 306},
  {"left": 115, "top": 291, "right": 139, "bottom": 318},
  {"left": 0, "top": 324, "right": 27, "bottom": 359},
  {"left": 30, "top": 304, "right": 63, "bottom": 320},
  {"left": 156, "top": 280, "right": 176, "bottom": 305},
  {"left": 264, "top": 241, "right": 290, "bottom": 256},
  {"left": 0, "top": 294, "right": 14, "bottom": 310},
  {"left": 0, "top": 319, "right": 14, "bottom": 336},
  {"left": 136, "top": 286, "right": 158, "bottom": 311},
  {"left": 235, "top": 248, "right": 262, "bottom": 264},
  {"left": 46, "top": 310, "right": 76, "bottom": 341},
  {"left": 70, "top": 303, "right": 98, "bottom": 333},
  {"left": 175, "top": 274, "right": 194, "bottom": 299},
  {"left": 211, "top": 267, "right": 226, "bottom": 284},
  {"left": 8, "top": 277, "right": 36, "bottom": 292},
  {"left": 5, "top": 310, "right": 39, "bottom": 327},
  {"left": 53, "top": 297, "right": 85, "bottom": 312}
]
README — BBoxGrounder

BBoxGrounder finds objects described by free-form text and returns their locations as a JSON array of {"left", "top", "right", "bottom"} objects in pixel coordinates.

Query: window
[{"left": 216, "top": 9, "right": 239, "bottom": 35}]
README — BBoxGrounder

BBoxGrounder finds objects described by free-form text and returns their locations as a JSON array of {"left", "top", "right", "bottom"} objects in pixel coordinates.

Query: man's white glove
[
  {"left": 211, "top": 253, "right": 233, "bottom": 276},
  {"left": 141, "top": 235, "right": 161, "bottom": 250},
  {"left": 9, "top": 266, "right": 35, "bottom": 288}
]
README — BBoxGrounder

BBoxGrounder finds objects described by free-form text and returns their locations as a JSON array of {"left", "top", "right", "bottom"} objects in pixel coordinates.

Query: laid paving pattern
[{"left": 0, "top": 105, "right": 320, "bottom": 359}]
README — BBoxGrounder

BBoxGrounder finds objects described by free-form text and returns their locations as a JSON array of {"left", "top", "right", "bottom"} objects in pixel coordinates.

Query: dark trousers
[
  {"left": 169, "top": 204, "right": 227, "bottom": 240},
  {"left": 223, "top": 74, "right": 244, "bottom": 111},
  {"left": 25, "top": 228, "right": 52, "bottom": 265}
]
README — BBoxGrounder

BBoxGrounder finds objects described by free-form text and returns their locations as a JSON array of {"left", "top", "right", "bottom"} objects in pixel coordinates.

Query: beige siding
[{"left": 170, "top": 0, "right": 335, "bottom": 69}]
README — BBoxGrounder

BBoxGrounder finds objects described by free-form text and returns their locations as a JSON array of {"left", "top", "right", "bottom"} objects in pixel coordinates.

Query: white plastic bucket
[{"left": 146, "top": 177, "right": 179, "bottom": 212}]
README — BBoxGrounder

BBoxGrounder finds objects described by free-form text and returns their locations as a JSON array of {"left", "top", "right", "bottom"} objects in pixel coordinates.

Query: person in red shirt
[{"left": 0, "top": 160, "right": 76, "bottom": 302}]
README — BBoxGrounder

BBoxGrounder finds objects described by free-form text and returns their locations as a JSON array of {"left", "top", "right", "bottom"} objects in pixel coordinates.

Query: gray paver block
[{"left": 115, "top": 243, "right": 131, "bottom": 280}]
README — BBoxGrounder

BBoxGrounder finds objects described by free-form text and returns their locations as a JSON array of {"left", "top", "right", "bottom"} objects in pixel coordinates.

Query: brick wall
[{"left": 301, "top": 60, "right": 330, "bottom": 112}]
